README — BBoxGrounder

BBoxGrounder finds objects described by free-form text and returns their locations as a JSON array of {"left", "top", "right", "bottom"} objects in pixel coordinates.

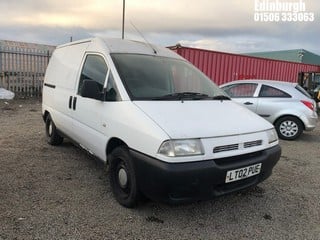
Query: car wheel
[
  {"left": 45, "top": 114, "right": 63, "bottom": 145},
  {"left": 109, "top": 146, "right": 139, "bottom": 208},
  {"left": 275, "top": 116, "right": 303, "bottom": 140}
]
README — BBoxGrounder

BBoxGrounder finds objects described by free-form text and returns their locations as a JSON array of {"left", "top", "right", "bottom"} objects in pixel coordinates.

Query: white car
[
  {"left": 42, "top": 38, "right": 281, "bottom": 207},
  {"left": 220, "top": 80, "right": 318, "bottom": 140}
]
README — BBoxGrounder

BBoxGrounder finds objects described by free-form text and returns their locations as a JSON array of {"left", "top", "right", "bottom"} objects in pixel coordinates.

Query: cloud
[
  {"left": 0, "top": 25, "right": 92, "bottom": 45},
  {"left": 0, "top": 0, "right": 122, "bottom": 29},
  {"left": 0, "top": 0, "right": 319, "bottom": 54}
]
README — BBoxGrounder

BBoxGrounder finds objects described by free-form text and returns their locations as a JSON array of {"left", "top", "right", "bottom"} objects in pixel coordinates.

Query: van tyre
[
  {"left": 109, "top": 146, "right": 139, "bottom": 208},
  {"left": 45, "top": 114, "right": 63, "bottom": 145},
  {"left": 275, "top": 116, "right": 303, "bottom": 140}
]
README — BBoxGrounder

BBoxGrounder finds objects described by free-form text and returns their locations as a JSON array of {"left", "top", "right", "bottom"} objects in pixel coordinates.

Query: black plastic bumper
[{"left": 130, "top": 145, "right": 281, "bottom": 204}]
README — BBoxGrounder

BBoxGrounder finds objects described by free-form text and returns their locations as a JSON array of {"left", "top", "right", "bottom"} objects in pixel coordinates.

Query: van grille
[
  {"left": 213, "top": 140, "right": 263, "bottom": 153},
  {"left": 213, "top": 144, "right": 239, "bottom": 153},
  {"left": 244, "top": 140, "right": 262, "bottom": 148}
]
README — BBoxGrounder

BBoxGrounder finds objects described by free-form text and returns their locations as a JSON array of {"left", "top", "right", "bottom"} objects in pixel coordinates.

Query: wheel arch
[
  {"left": 43, "top": 110, "right": 50, "bottom": 123},
  {"left": 106, "top": 137, "right": 128, "bottom": 163},
  {"left": 273, "top": 114, "right": 305, "bottom": 130}
]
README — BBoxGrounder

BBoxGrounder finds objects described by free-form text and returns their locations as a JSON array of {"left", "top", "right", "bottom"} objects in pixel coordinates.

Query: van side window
[
  {"left": 105, "top": 71, "right": 121, "bottom": 101},
  {"left": 78, "top": 55, "right": 108, "bottom": 95}
]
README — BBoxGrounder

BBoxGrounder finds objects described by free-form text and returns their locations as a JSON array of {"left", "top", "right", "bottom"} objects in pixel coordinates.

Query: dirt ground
[{"left": 0, "top": 98, "right": 320, "bottom": 240}]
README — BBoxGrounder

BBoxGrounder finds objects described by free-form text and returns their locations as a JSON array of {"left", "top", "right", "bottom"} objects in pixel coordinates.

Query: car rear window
[
  {"left": 259, "top": 85, "right": 291, "bottom": 98},
  {"left": 295, "top": 85, "right": 312, "bottom": 98}
]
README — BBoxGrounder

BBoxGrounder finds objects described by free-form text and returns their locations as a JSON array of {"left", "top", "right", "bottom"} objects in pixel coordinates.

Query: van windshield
[{"left": 111, "top": 53, "right": 228, "bottom": 101}]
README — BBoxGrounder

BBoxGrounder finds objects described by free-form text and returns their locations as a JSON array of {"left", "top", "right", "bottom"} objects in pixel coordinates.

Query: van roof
[{"left": 57, "top": 37, "right": 183, "bottom": 59}]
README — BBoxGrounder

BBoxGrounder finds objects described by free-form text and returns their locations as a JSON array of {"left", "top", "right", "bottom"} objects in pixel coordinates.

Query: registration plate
[{"left": 225, "top": 163, "right": 262, "bottom": 183}]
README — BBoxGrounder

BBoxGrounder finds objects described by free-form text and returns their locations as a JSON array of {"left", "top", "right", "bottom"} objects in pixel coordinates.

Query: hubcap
[
  {"left": 48, "top": 122, "right": 53, "bottom": 136},
  {"left": 118, "top": 168, "right": 128, "bottom": 188},
  {"left": 279, "top": 120, "right": 298, "bottom": 137}
]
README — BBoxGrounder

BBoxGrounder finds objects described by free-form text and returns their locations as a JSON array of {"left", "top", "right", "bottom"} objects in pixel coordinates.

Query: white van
[{"left": 42, "top": 38, "right": 281, "bottom": 207}]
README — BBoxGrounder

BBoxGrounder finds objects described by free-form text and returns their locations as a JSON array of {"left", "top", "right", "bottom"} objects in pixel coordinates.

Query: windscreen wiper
[
  {"left": 152, "top": 92, "right": 210, "bottom": 100},
  {"left": 211, "top": 95, "right": 231, "bottom": 100}
]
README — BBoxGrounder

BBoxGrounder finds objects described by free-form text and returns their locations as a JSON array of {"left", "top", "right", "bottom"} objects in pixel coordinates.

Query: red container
[{"left": 170, "top": 46, "right": 320, "bottom": 85}]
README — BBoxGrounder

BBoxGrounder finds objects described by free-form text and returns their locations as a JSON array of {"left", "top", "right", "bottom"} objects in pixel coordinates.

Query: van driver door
[{"left": 70, "top": 54, "right": 110, "bottom": 160}]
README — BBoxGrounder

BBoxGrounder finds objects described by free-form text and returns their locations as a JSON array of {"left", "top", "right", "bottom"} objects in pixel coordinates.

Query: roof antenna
[
  {"left": 130, "top": 21, "right": 157, "bottom": 54},
  {"left": 122, "top": 0, "right": 125, "bottom": 39}
]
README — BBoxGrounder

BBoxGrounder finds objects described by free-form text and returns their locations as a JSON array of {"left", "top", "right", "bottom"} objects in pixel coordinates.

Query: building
[
  {"left": 0, "top": 40, "right": 55, "bottom": 96},
  {"left": 244, "top": 49, "right": 320, "bottom": 65}
]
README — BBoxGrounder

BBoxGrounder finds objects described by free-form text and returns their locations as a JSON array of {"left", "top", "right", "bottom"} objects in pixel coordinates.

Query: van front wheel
[
  {"left": 45, "top": 114, "right": 63, "bottom": 145},
  {"left": 109, "top": 146, "right": 139, "bottom": 208}
]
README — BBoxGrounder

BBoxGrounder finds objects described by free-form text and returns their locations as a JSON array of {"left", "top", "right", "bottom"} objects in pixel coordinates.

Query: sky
[{"left": 0, "top": 0, "right": 319, "bottom": 54}]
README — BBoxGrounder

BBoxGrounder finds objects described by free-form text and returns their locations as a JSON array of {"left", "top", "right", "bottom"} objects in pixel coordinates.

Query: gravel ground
[{"left": 0, "top": 98, "right": 320, "bottom": 240}]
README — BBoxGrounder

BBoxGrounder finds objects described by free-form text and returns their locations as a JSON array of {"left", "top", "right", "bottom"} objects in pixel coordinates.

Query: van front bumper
[{"left": 130, "top": 145, "right": 281, "bottom": 204}]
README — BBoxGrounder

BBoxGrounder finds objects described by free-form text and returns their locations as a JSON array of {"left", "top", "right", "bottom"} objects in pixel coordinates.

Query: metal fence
[{"left": 0, "top": 45, "right": 52, "bottom": 97}]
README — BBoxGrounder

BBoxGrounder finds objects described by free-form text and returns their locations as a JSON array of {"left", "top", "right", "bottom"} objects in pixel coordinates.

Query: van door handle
[
  {"left": 73, "top": 97, "right": 77, "bottom": 110},
  {"left": 69, "top": 96, "right": 73, "bottom": 109},
  {"left": 244, "top": 101, "right": 253, "bottom": 105}
]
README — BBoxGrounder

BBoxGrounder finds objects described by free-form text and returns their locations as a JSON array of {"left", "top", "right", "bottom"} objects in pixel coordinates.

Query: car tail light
[{"left": 301, "top": 100, "right": 314, "bottom": 111}]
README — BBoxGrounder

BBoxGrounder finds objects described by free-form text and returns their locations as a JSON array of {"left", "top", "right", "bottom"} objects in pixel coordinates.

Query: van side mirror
[{"left": 81, "top": 80, "right": 104, "bottom": 100}]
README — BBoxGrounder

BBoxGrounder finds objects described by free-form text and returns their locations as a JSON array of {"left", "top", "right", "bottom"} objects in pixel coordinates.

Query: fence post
[
  {"left": 6, "top": 71, "right": 9, "bottom": 90},
  {"left": 0, "top": 45, "right": 2, "bottom": 88},
  {"left": 47, "top": 50, "right": 50, "bottom": 64}
]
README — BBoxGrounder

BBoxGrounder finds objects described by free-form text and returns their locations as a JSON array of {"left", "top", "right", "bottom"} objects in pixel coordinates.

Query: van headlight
[
  {"left": 158, "top": 139, "right": 204, "bottom": 157},
  {"left": 267, "top": 128, "right": 278, "bottom": 144}
]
